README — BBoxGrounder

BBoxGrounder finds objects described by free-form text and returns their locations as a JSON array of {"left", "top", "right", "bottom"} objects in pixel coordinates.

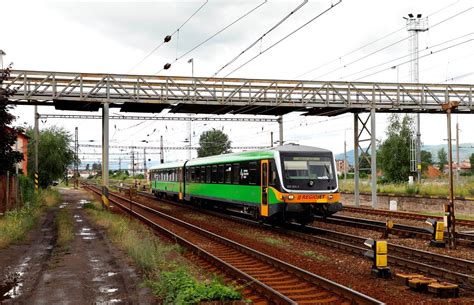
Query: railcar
[{"left": 149, "top": 144, "right": 342, "bottom": 224}]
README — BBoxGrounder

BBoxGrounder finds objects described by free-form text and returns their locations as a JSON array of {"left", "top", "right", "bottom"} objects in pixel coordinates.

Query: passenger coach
[{"left": 149, "top": 145, "right": 342, "bottom": 224}]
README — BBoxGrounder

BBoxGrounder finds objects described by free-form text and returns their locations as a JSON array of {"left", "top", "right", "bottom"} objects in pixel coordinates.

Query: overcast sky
[{"left": 3, "top": 0, "right": 474, "bottom": 168}]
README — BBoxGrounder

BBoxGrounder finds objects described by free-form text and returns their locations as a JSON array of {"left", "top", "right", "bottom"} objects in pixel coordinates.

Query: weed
[
  {"left": 55, "top": 209, "right": 74, "bottom": 251},
  {"left": 260, "top": 236, "right": 284, "bottom": 247},
  {"left": 302, "top": 250, "right": 327, "bottom": 261}
]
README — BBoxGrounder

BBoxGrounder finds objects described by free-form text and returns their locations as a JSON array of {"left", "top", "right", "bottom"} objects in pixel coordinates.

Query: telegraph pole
[
  {"left": 456, "top": 120, "right": 460, "bottom": 182},
  {"left": 131, "top": 150, "right": 135, "bottom": 177},
  {"left": 74, "top": 127, "right": 79, "bottom": 189},
  {"left": 160, "top": 135, "right": 164, "bottom": 164},
  {"left": 442, "top": 101, "right": 459, "bottom": 249},
  {"left": 270, "top": 132, "right": 274, "bottom": 147},
  {"left": 34, "top": 105, "right": 39, "bottom": 192}
]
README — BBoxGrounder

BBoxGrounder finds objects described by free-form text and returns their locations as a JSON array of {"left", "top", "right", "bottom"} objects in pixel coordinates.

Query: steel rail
[
  {"left": 343, "top": 206, "right": 474, "bottom": 228},
  {"left": 86, "top": 184, "right": 384, "bottom": 304},
  {"left": 129, "top": 188, "right": 474, "bottom": 290}
]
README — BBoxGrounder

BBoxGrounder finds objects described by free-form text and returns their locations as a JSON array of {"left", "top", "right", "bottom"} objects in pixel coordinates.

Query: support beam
[
  {"left": 370, "top": 108, "right": 377, "bottom": 208},
  {"left": 34, "top": 105, "right": 39, "bottom": 192},
  {"left": 278, "top": 115, "right": 284, "bottom": 145},
  {"left": 353, "top": 114, "right": 360, "bottom": 206},
  {"left": 101, "top": 103, "right": 110, "bottom": 208}
]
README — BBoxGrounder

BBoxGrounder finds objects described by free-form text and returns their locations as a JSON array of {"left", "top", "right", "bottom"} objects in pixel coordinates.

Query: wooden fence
[{"left": 0, "top": 173, "right": 22, "bottom": 215}]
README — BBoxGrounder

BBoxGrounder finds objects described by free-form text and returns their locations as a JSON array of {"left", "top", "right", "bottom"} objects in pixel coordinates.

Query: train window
[
  {"left": 195, "top": 167, "right": 201, "bottom": 182},
  {"left": 206, "top": 166, "right": 211, "bottom": 183},
  {"left": 239, "top": 162, "right": 249, "bottom": 185},
  {"left": 211, "top": 165, "right": 217, "bottom": 183},
  {"left": 224, "top": 164, "right": 232, "bottom": 184},
  {"left": 191, "top": 167, "right": 196, "bottom": 182},
  {"left": 218, "top": 165, "right": 224, "bottom": 183},
  {"left": 269, "top": 160, "right": 278, "bottom": 187},
  {"left": 232, "top": 163, "right": 240, "bottom": 184},
  {"left": 200, "top": 166, "right": 206, "bottom": 182},
  {"left": 248, "top": 162, "right": 258, "bottom": 185}
]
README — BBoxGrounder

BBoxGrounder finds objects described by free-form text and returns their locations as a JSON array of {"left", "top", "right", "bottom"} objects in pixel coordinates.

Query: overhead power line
[
  {"left": 212, "top": 0, "right": 308, "bottom": 78},
  {"left": 222, "top": 0, "right": 342, "bottom": 78},
  {"left": 127, "top": 0, "right": 209, "bottom": 73},
  {"left": 156, "top": 0, "right": 268, "bottom": 74}
]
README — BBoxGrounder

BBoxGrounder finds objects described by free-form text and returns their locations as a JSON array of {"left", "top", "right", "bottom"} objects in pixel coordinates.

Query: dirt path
[{"left": 0, "top": 188, "right": 154, "bottom": 304}]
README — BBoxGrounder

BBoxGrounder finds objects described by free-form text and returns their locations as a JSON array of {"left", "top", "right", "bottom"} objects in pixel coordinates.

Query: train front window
[{"left": 281, "top": 154, "right": 336, "bottom": 190}]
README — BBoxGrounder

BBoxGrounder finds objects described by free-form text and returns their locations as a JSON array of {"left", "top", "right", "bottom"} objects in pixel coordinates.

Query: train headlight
[
  {"left": 288, "top": 194, "right": 294, "bottom": 200},
  {"left": 328, "top": 195, "right": 333, "bottom": 200}
]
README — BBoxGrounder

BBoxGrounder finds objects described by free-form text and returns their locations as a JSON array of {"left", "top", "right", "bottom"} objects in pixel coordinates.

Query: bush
[
  {"left": 19, "top": 175, "right": 35, "bottom": 206},
  {"left": 405, "top": 184, "right": 420, "bottom": 195}
]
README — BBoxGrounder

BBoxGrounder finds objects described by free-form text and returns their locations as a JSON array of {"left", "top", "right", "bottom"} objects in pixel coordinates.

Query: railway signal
[
  {"left": 425, "top": 218, "right": 445, "bottom": 248},
  {"left": 364, "top": 238, "right": 391, "bottom": 278}
]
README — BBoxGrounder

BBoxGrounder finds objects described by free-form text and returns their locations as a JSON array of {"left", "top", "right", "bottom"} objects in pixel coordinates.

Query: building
[{"left": 6, "top": 127, "right": 29, "bottom": 174}]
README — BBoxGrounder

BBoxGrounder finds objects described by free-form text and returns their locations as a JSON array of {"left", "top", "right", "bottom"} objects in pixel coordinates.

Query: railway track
[
  {"left": 84, "top": 184, "right": 383, "bottom": 305},
  {"left": 125, "top": 187, "right": 474, "bottom": 291},
  {"left": 343, "top": 206, "right": 474, "bottom": 228}
]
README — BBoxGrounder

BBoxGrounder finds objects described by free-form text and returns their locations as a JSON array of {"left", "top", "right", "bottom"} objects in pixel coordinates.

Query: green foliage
[
  {"left": 150, "top": 269, "right": 240, "bottom": 305},
  {"left": 0, "top": 66, "right": 23, "bottom": 174},
  {"left": 26, "top": 126, "right": 77, "bottom": 188},
  {"left": 359, "top": 152, "right": 371, "bottom": 173},
  {"left": 377, "top": 114, "right": 414, "bottom": 182},
  {"left": 197, "top": 129, "right": 232, "bottom": 158},
  {"left": 437, "top": 147, "right": 448, "bottom": 171},
  {"left": 19, "top": 175, "right": 35, "bottom": 206},
  {"left": 420, "top": 150, "right": 433, "bottom": 173},
  {"left": 470, "top": 153, "right": 474, "bottom": 173},
  {"left": 56, "top": 209, "right": 74, "bottom": 251}
]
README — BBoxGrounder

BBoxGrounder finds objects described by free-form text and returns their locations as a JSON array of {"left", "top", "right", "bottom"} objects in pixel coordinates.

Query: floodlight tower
[{"left": 405, "top": 13, "right": 428, "bottom": 183}]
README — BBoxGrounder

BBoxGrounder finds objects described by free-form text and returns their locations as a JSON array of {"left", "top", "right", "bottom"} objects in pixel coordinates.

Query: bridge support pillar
[
  {"left": 278, "top": 115, "right": 284, "bottom": 145},
  {"left": 102, "top": 102, "right": 110, "bottom": 208},
  {"left": 353, "top": 111, "right": 377, "bottom": 208}
]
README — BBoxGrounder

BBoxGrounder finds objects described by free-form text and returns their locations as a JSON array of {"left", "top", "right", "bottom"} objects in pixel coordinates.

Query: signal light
[
  {"left": 425, "top": 218, "right": 446, "bottom": 248},
  {"left": 364, "top": 238, "right": 391, "bottom": 278}
]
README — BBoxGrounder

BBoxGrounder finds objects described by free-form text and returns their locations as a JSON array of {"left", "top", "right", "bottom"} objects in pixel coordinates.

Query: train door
[
  {"left": 178, "top": 168, "right": 183, "bottom": 201},
  {"left": 261, "top": 160, "right": 269, "bottom": 217}
]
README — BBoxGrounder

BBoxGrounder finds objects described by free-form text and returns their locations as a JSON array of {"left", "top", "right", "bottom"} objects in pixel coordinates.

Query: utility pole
[
  {"left": 131, "top": 150, "right": 135, "bottom": 177},
  {"left": 119, "top": 156, "right": 121, "bottom": 171},
  {"left": 143, "top": 148, "right": 147, "bottom": 181},
  {"left": 160, "top": 135, "right": 164, "bottom": 164},
  {"left": 456, "top": 119, "right": 460, "bottom": 182},
  {"left": 270, "top": 132, "right": 274, "bottom": 147},
  {"left": 34, "top": 105, "right": 39, "bottom": 192},
  {"left": 405, "top": 13, "right": 428, "bottom": 183},
  {"left": 74, "top": 127, "right": 79, "bottom": 189},
  {"left": 442, "top": 101, "right": 458, "bottom": 249},
  {"left": 344, "top": 136, "right": 347, "bottom": 183},
  {"left": 278, "top": 115, "right": 284, "bottom": 145}
]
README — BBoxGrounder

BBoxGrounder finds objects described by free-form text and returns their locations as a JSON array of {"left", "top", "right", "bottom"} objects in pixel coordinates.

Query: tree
[
  {"left": 420, "top": 150, "right": 433, "bottom": 173},
  {"left": 27, "top": 126, "right": 77, "bottom": 188},
  {"left": 437, "top": 147, "right": 448, "bottom": 172},
  {"left": 469, "top": 153, "right": 474, "bottom": 174},
  {"left": 0, "top": 64, "right": 23, "bottom": 174},
  {"left": 197, "top": 129, "right": 232, "bottom": 158},
  {"left": 377, "top": 114, "right": 414, "bottom": 182},
  {"left": 85, "top": 163, "right": 90, "bottom": 171}
]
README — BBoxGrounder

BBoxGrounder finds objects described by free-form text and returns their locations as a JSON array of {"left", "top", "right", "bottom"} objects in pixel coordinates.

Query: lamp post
[{"left": 187, "top": 58, "right": 194, "bottom": 160}]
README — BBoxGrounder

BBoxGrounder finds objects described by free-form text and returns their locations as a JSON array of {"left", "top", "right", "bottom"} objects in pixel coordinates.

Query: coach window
[
  {"left": 249, "top": 161, "right": 258, "bottom": 185},
  {"left": 232, "top": 163, "right": 240, "bottom": 184},
  {"left": 200, "top": 166, "right": 206, "bottom": 182},
  {"left": 195, "top": 167, "right": 201, "bottom": 182},
  {"left": 218, "top": 165, "right": 224, "bottom": 183},
  {"left": 211, "top": 165, "right": 218, "bottom": 183},
  {"left": 191, "top": 167, "right": 196, "bottom": 182},
  {"left": 206, "top": 166, "right": 211, "bottom": 183},
  {"left": 269, "top": 160, "right": 278, "bottom": 187},
  {"left": 224, "top": 164, "right": 232, "bottom": 183},
  {"left": 240, "top": 162, "right": 249, "bottom": 185}
]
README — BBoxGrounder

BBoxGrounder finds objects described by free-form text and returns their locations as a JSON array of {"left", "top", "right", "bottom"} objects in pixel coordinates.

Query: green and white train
[{"left": 148, "top": 145, "right": 342, "bottom": 224}]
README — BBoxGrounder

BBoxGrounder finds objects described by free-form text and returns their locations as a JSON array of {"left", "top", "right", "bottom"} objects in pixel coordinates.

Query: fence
[{"left": 0, "top": 173, "right": 22, "bottom": 215}]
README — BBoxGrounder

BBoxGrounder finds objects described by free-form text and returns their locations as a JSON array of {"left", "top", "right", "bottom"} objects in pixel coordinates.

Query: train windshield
[{"left": 281, "top": 154, "right": 336, "bottom": 190}]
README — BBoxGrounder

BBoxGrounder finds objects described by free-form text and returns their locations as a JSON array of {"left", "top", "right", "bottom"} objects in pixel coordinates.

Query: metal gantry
[
  {"left": 4, "top": 69, "right": 473, "bottom": 211},
  {"left": 3, "top": 70, "right": 473, "bottom": 112}
]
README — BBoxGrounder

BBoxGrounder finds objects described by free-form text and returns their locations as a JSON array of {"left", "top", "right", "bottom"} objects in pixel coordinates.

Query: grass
[
  {"left": 339, "top": 177, "right": 474, "bottom": 198},
  {"left": 0, "top": 188, "right": 61, "bottom": 249},
  {"left": 84, "top": 201, "right": 241, "bottom": 304},
  {"left": 302, "top": 250, "right": 327, "bottom": 261},
  {"left": 259, "top": 236, "right": 285, "bottom": 247},
  {"left": 55, "top": 208, "right": 74, "bottom": 251}
]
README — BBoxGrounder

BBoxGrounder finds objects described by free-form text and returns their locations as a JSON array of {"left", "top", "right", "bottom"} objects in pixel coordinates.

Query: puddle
[
  {"left": 99, "top": 287, "right": 118, "bottom": 294},
  {"left": 76, "top": 227, "right": 96, "bottom": 240},
  {"left": 96, "top": 299, "right": 122, "bottom": 304},
  {"left": 93, "top": 272, "right": 117, "bottom": 282},
  {"left": 59, "top": 202, "right": 69, "bottom": 209},
  {"left": 74, "top": 214, "right": 83, "bottom": 223},
  {"left": 77, "top": 199, "right": 91, "bottom": 209},
  {"left": 0, "top": 256, "right": 30, "bottom": 301}
]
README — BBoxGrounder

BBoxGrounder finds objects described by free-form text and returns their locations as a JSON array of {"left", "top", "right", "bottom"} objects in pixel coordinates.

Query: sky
[{"left": 2, "top": 0, "right": 474, "bottom": 169}]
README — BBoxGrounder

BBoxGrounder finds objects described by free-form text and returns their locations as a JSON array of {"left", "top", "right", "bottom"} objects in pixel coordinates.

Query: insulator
[
  {"left": 164, "top": 63, "right": 171, "bottom": 70},
  {"left": 164, "top": 35, "right": 172, "bottom": 43}
]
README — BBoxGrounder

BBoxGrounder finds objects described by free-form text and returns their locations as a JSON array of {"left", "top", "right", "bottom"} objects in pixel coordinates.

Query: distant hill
[{"left": 335, "top": 143, "right": 474, "bottom": 166}]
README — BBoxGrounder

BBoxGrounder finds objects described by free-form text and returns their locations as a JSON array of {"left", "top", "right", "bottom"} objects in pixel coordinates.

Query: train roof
[{"left": 149, "top": 145, "right": 332, "bottom": 170}]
